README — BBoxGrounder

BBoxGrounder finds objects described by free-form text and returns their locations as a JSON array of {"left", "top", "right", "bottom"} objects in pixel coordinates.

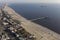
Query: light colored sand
[{"left": 3, "top": 6, "right": 60, "bottom": 40}]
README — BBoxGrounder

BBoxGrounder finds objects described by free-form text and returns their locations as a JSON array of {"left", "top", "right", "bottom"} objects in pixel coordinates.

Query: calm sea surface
[{"left": 9, "top": 3, "right": 60, "bottom": 34}]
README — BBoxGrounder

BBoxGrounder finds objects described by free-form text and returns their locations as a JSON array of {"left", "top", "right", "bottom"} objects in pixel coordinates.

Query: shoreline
[{"left": 3, "top": 6, "right": 60, "bottom": 40}]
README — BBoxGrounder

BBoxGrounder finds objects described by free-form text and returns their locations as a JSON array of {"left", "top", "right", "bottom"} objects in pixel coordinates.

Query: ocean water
[{"left": 9, "top": 3, "right": 60, "bottom": 34}]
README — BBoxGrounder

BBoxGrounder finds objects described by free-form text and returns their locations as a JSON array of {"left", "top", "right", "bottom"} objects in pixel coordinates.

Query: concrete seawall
[{"left": 3, "top": 6, "right": 60, "bottom": 40}]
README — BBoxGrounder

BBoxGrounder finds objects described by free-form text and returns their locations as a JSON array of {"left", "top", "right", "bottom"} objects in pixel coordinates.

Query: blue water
[{"left": 9, "top": 3, "right": 60, "bottom": 34}]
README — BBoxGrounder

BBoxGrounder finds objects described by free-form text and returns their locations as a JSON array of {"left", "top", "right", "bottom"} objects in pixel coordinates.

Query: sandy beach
[{"left": 3, "top": 6, "right": 60, "bottom": 40}]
